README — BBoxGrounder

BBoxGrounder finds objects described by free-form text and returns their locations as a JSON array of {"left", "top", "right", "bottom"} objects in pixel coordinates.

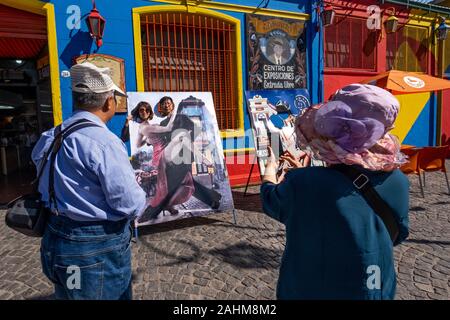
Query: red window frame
[{"left": 324, "top": 15, "right": 377, "bottom": 72}]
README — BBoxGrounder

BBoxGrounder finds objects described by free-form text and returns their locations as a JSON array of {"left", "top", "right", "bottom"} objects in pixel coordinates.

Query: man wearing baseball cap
[{"left": 32, "top": 62, "right": 146, "bottom": 300}]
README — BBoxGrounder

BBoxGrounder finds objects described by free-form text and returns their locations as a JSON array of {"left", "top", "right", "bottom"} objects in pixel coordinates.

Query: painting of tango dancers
[{"left": 127, "top": 92, "right": 234, "bottom": 226}]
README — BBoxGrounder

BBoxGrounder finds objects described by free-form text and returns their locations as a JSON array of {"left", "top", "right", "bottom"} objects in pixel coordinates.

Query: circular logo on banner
[
  {"left": 403, "top": 76, "right": 425, "bottom": 89},
  {"left": 294, "top": 94, "right": 311, "bottom": 114}
]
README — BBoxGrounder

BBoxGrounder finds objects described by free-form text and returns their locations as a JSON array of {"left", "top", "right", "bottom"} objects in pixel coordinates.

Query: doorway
[{"left": 0, "top": 4, "right": 53, "bottom": 205}]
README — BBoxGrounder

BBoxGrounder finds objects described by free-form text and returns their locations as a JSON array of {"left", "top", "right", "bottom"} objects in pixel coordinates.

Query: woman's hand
[
  {"left": 265, "top": 149, "right": 311, "bottom": 184},
  {"left": 262, "top": 146, "right": 279, "bottom": 184},
  {"left": 277, "top": 165, "right": 289, "bottom": 183},
  {"left": 279, "top": 150, "right": 311, "bottom": 169},
  {"left": 284, "top": 114, "right": 295, "bottom": 126}
]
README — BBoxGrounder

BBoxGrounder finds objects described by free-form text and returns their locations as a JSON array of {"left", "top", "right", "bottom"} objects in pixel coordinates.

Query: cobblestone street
[{"left": 0, "top": 166, "right": 449, "bottom": 300}]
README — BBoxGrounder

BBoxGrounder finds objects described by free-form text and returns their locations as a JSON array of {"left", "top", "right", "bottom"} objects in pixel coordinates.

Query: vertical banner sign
[
  {"left": 247, "top": 14, "right": 307, "bottom": 90},
  {"left": 245, "top": 89, "right": 311, "bottom": 176}
]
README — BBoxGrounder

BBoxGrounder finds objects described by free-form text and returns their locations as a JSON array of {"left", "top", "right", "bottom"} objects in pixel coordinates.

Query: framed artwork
[
  {"left": 127, "top": 92, "right": 234, "bottom": 226},
  {"left": 74, "top": 54, "right": 127, "bottom": 113}
]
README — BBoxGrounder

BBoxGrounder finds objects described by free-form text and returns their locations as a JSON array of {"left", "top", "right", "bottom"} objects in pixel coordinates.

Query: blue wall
[
  {"left": 51, "top": 0, "right": 318, "bottom": 153},
  {"left": 403, "top": 93, "right": 437, "bottom": 147}
]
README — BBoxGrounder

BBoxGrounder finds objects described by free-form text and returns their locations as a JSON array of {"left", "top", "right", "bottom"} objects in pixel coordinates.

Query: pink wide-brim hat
[{"left": 295, "top": 84, "right": 406, "bottom": 171}]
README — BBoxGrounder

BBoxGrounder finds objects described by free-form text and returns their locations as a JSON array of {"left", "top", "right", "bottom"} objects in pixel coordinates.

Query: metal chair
[
  {"left": 417, "top": 146, "right": 450, "bottom": 195},
  {"left": 400, "top": 147, "right": 424, "bottom": 197}
]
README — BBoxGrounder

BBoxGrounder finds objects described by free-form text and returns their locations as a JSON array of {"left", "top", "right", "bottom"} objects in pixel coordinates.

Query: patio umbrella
[{"left": 360, "top": 70, "right": 450, "bottom": 94}]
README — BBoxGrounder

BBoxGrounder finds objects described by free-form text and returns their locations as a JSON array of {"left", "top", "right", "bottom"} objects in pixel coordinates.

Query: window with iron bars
[
  {"left": 386, "top": 25, "right": 429, "bottom": 73},
  {"left": 140, "top": 13, "right": 238, "bottom": 130},
  {"left": 324, "top": 15, "right": 377, "bottom": 71}
]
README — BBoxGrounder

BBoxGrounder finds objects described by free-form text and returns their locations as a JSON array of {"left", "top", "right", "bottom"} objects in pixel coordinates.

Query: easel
[
  {"left": 243, "top": 155, "right": 262, "bottom": 197},
  {"left": 231, "top": 208, "right": 237, "bottom": 225},
  {"left": 134, "top": 205, "right": 239, "bottom": 240}
]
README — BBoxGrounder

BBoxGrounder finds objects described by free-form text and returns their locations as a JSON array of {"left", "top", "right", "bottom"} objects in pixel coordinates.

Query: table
[{"left": 400, "top": 144, "right": 416, "bottom": 150}]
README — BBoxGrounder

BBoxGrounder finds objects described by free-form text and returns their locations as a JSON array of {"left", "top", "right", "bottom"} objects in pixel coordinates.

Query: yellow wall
[
  {"left": 391, "top": 92, "right": 431, "bottom": 143},
  {"left": 390, "top": 10, "right": 436, "bottom": 144}
]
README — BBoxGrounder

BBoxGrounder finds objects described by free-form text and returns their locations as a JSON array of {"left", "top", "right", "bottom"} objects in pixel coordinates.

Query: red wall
[
  {"left": 323, "top": 0, "right": 390, "bottom": 101},
  {"left": 441, "top": 89, "right": 450, "bottom": 148},
  {"left": 323, "top": 72, "right": 381, "bottom": 102},
  {"left": 225, "top": 153, "right": 261, "bottom": 187}
]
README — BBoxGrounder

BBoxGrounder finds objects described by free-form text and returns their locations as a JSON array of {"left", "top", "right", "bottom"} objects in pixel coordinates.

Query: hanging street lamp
[
  {"left": 436, "top": 16, "right": 449, "bottom": 41},
  {"left": 384, "top": 8, "right": 399, "bottom": 34},
  {"left": 86, "top": 0, "right": 106, "bottom": 48},
  {"left": 321, "top": 4, "right": 335, "bottom": 27}
]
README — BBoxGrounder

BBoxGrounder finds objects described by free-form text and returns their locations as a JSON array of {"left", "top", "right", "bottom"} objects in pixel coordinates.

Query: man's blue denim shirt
[{"left": 32, "top": 110, "right": 146, "bottom": 221}]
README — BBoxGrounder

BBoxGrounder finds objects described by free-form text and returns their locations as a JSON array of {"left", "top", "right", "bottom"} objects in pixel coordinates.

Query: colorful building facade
[
  {"left": 437, "top": 0, "right": 450, "bottom": 146},
  {"left": 323, "top": 0, "right": 450, "bottom": 148},
  {"left": 1, "top": 0, "right": 323, "bottom": 187},
  {"left": 0, "top": 0, "right": 448, "bottom": 194}
]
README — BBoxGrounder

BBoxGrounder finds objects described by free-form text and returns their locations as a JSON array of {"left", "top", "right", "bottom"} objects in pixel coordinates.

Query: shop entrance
[{"left": 0, "top": 4, "right": 53, "bottom": 205}]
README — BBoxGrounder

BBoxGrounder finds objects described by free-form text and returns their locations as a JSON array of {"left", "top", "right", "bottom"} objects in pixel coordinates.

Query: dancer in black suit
[{"left": 138, "top": 96, "right": 222, "bottom": 222}]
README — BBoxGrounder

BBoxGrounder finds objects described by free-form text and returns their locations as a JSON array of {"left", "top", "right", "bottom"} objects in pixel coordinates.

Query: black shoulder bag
[
  {"left": 331, "top": 164, "right": 399, "bottom": 243},
  {"left": 5, "top": 119, "right": 99, "bottom": 237}
]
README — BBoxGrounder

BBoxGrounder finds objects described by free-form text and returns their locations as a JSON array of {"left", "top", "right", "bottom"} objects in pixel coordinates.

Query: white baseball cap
[{"left": 70, "top": 62, "right": 127, "bottom": 97}]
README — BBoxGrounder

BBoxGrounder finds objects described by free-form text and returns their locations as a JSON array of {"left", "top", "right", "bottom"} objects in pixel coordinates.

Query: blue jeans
[{"left": 40, "top": 215, "right": 133, "bottom": 300}]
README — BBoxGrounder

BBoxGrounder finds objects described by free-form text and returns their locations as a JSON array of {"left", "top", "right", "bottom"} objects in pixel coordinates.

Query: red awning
[{"left": 0, "top": 4, "right": 47, "bottom": 59}]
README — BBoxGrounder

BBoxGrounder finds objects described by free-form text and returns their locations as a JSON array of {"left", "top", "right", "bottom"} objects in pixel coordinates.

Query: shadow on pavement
[
  {"left": 231, "top": 190, "right": 263, "bottom": 213},
  {"left": 138, "top": 238, "right": 201, "bottom": 267},
  {"left": 26, "top": 294, "right": 54, "bottom": 300},
  {"left": 136, "top": 216, "right": 220, "bottom": 236},
  {"left": 432, "top": 201, "right": 450, "bottom": 205},
  {"left": 210, "top": 221, "right": 280, "bottom": 233},
  {"left": 209, "top": 242, "right": 281, "bottom": 269},
  {"left": 405, "top": 238, "right": 450, "bottom": 245},
  {"left": 139, "top": 237, "right": 283, "bottom": 269}
]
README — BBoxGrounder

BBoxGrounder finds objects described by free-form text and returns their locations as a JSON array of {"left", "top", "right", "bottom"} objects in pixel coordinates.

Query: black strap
[
  {"left": 34, "top": 119, "right": 95, "bottom": 184},
  {"left": 331, "top": 164, "right": 399, "bottom": 243},
  {"left": 34, "top": 125, "right": 62, "bottom": 184},
  {"left": 40, "top": 119, "right": 101, "bottom": 213}
]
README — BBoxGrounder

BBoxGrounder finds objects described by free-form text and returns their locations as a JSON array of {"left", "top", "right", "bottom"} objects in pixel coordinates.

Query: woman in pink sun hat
[{"left": 260, "top": 83, "right": 409, "bottom": 300}]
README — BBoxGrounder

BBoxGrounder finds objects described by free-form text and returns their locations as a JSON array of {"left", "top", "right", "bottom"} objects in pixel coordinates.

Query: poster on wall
[
  {"left": 245, "top": 89, "right": 311, "bottom": 176},
  {"left": 74, "top": 54, "right": 127, "bottom": 112},
  {"left": 247, "top": 14, "right": 307, "bottom": 90},
  {"left": 127, "top": 92, "right": 234, "bottom": 226}
]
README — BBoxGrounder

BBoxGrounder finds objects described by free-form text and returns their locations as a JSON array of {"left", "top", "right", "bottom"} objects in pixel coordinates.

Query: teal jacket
[{"left": 260, "top": 166, "right": 409, "bottom": 300}]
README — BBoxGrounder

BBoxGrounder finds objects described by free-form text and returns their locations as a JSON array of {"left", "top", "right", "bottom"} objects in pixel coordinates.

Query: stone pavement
[{"left": 0, "top": 165, "right": 449, "bottom": 300}]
